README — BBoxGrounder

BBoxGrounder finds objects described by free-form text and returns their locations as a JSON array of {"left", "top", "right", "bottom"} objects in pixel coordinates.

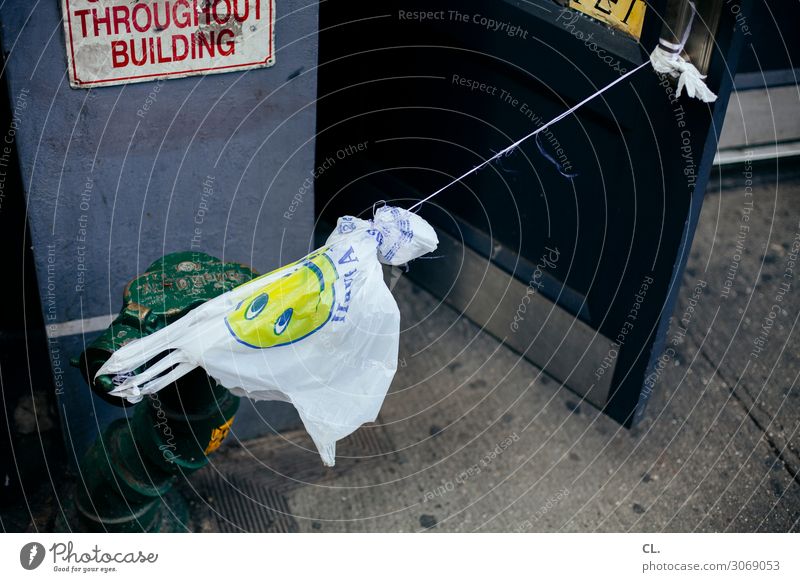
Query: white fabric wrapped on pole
[
  {"left": 648, "top": 0, "right": 716, "bottom": 104},
  {"left": 649, "top": 45, "right": 718, "bottom": 103},
  {"left": 97, "top": 206, "right": 438, "bottom": 466}
]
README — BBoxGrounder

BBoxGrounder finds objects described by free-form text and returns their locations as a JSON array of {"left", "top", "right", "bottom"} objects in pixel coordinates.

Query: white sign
[{"left": 61, "top": 0, "right": 275, "bottom": 88}]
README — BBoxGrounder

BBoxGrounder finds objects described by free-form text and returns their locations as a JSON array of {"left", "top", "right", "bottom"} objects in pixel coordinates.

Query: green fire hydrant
[{"left": 65, "top": 252, "right": 257, "bottom": 532}]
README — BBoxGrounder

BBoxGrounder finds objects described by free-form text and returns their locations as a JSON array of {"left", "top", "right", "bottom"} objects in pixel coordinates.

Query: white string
[
  {"left": 659, "top": 1, "right": 696, "bottom": 54},
  {"left": 681, "top": 1, "right": 697, "bottom": 53},
  {"left": 407, "top": 60, "right": 650, "bottom": 213}
]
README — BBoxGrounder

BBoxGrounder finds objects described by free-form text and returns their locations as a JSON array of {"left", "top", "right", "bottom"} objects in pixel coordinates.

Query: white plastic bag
[{"left": 97, "top": 206, "right": 437, "bottom": 466}]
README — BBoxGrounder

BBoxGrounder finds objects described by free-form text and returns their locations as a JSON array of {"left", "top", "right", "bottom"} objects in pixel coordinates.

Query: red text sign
[{"left": 62, "top": 0, "right": 275, "bottom": 88}]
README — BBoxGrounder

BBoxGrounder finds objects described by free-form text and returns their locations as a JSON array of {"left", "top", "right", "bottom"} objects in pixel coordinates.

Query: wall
[{"left": 0, "top": 0, "right": 318, "bottom": 460}]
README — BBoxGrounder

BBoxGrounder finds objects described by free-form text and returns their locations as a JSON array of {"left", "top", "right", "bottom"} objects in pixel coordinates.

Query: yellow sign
[
  {"left": 205, "top": 417, "right": 235, "bottom": 455},
  {"left": 569, "top": 0, "right": 646, "bottom": 39}
]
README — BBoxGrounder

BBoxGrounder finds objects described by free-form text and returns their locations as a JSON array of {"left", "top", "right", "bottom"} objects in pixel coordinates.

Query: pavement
[{"left": 183, "top": 159, "right": 800, "bottom": 533}]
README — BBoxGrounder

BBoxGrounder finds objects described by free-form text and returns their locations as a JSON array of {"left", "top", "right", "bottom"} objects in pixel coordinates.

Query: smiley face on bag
[{"left": 225, "top": 251, "right": 339, "bottom": 348}]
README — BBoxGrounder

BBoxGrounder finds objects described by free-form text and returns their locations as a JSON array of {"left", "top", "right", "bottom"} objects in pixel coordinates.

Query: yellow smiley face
[{"left": 225, "top": 251, "right": 338, "bottom": 348}]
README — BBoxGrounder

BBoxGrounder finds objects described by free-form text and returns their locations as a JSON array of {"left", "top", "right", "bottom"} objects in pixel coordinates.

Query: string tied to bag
[{"left": 409, "top": 19, "right": 718, "bottom": 212}]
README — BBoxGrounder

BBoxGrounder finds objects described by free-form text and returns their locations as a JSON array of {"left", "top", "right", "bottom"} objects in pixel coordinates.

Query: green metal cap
[{"left": 73, "top": 251, "right": 257, "bottom": 405}]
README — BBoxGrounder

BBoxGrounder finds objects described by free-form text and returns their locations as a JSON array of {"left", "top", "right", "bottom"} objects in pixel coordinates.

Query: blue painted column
[{"left": 0, "top": 0, "right": 318, "bottom": 461}]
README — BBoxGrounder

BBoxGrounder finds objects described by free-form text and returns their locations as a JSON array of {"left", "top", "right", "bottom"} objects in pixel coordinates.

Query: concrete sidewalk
[{"left": 185, "top": 161, "right": 800, "bottom": 533}]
